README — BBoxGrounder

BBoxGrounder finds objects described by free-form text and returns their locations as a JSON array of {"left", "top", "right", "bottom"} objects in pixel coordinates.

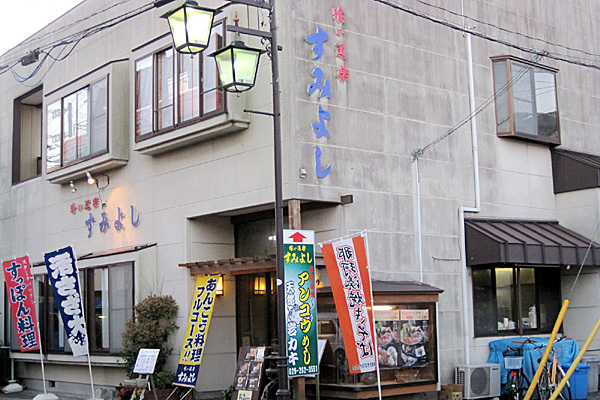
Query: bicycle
[
  {"left": 535, "top": 340, "right": 572, "bottom": 400},
  {"left": 504, "top": 345, "right": 532, "bottom": 400}
]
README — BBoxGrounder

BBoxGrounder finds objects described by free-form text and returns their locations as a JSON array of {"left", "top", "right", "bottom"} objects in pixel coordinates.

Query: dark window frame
[
  {"left": 135, "top": 20, "right": 226, "bottom": 142},
  {"left": 472, "top": 264, "right": 562, "bottom": 338},
  {"left": 46, "top": 75, "right": 110, "bottom": 172},
  {"left": 491, "top": 55, "right": 560, "bottom": 145},
  {"left": 12, "top": 86, "right": 43, "bottom": 185}
]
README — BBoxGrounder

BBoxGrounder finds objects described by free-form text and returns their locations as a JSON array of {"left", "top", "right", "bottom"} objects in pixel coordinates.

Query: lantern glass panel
[
  {"left": 187, "top": 9, "right": 213, "bottom": 47},
  {"left": 214, "top": 48, "right": 235, "bottom": 87},
  {"left": 233, "top": 48, "right": 260, "bottom": 85},
  {"left": 167, "top": 8, "right": 188, "bottom": 50}
]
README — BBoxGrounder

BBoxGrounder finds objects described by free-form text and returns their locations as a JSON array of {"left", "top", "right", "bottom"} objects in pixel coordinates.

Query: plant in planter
[{"left": 121, "top": 295, "right": 179, "bottom": 380}]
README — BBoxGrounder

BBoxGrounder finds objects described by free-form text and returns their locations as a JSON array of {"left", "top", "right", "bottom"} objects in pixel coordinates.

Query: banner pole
[
  {"left": 37, "top": 324, "right": 48, "bottom": 395},
  {"left": 362, "top": 232, "right": 382, "bottom": 400},
  {"left": 72, "top": 245, "right": 96, "bottom": 400}
]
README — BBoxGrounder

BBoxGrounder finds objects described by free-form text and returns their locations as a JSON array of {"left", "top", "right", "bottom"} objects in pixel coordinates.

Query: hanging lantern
[
  {"left": 162, "top": 1, "right": 215, "bottom": 54},
  {"left": 211, "top": 40, "right": 263, "bottom": 93}
]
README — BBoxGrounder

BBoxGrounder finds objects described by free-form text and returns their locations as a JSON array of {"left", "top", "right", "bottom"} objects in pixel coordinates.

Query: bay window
[
  {"left": 492, "top": 55, "right": 560, "bottom": 145},
  {"left": 135, "top": 20, "right": 224, "bottom": 140},
  {"left": 46, "top": 77, "right": 108, "bottom": 171}
]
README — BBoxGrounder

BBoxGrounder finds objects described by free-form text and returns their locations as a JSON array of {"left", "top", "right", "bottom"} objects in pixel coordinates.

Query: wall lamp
[
  {"left": 216, "top": 275, "right": 224, "bottom": 296},
  {"left": 69, "top": 181, "right": 77, "bottom": 193},
  {"left": 86, "top": 171, "right": 110, "bottom": 190}
]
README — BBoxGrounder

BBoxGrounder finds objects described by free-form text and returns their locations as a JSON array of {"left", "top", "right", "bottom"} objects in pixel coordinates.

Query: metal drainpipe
[{"left": 459, "top": 0, "right": 481, "bottom": 365}]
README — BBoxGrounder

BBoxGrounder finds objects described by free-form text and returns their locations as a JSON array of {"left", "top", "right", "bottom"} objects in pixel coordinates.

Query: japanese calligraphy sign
[
  {"left": 304, "top": 5, "right": 348, "bottom": 180},
  {"left": 174, "top": 275, "right": 218, "bottom": 387},
  {"left": 44, "top": 246, "right": 88, "bottom": 357},
  {"left": 321, "top": 233, "right": 376, "bottom": 374},
  {"left": 2, "top": 256, "right": 40, "bottom": 352},
  {"left": 283, "top": 230, "right": 318, "bottom": 377}
]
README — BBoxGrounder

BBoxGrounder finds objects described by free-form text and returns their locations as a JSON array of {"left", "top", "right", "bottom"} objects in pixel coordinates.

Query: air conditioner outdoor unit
[{"left": 455, "top": 363, "right": 501, "bottom": 399}]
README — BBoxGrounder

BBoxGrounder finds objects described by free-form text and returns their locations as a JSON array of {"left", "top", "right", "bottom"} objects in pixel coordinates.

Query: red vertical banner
[
  {"left": 321, "top": 234, "right": 376, "bottom": 374},
  {"left": 2, "top": 256, "right": 40, "bottom": 351}
]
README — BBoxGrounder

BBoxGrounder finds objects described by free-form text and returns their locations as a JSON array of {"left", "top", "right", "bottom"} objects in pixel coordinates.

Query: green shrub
[{"left": 121, "top": 295, "right": 179, "bottom": 379}]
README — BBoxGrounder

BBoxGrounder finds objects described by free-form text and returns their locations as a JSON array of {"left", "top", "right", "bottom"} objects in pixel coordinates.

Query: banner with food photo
[
  {"left": 374, "top": 309, "right": 400, "bottom": 368},
  {"left": 398, "top": 309, "right": 429, "bottom": 367}
]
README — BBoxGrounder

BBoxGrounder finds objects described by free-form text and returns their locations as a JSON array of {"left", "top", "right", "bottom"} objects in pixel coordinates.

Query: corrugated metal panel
[{"left": 465, "top": 219, "right": 600, "bottom": 266}]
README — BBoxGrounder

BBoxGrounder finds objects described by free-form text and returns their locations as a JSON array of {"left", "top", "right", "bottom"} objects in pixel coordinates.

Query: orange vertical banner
[{"left": 321, "top": 233, "right": 376, "bottom": 374}]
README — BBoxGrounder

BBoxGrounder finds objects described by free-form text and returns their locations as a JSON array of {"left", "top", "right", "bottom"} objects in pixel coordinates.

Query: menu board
[
  {"left": 375, "top": 308, "right": 430, "bottom": 368},
  {"left": 234, "top": 347, "right": 270, "bottom": 400}
]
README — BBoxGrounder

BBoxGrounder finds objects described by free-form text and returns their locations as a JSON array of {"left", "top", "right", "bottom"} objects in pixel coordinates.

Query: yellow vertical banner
[{"left": 174, "top": 275, "right": 218, "bottom": 387}]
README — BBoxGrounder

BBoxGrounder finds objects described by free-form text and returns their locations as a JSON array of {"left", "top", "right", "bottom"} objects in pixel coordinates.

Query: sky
[{"left": 0, "top": 0, "right": 84, "bottom": 55}]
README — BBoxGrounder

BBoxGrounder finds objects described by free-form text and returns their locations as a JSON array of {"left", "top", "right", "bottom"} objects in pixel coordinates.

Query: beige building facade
[{"left": 2, "top": 0, "right": 600, "bottom": 398}]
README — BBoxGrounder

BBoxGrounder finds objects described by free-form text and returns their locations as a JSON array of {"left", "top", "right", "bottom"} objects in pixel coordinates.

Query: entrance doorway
[{"left": 235, "top": 272, "right": 277, "bottom": 349}]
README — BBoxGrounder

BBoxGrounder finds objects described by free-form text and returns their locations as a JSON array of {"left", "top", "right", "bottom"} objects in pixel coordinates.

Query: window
[
  {"left": 492, "top": 56, "right": 560, "bottom": 145},
  {"left": 12, "top": 86, "right": 43, "bottom": 184},
  {"left": 472, "top": 266, "right": 561, "bottom": 337},
  {"left": 317, "top": 303, "right": 438, "bottom": 387},
  {"left": 135, "top": 21, "right": 225, "bottom": 140},
  {"left": 7, "top": 262, "right": 134, "bottom": 354},
  {"left": 46, "top": 77, "right": 108, "bottom": 171}
]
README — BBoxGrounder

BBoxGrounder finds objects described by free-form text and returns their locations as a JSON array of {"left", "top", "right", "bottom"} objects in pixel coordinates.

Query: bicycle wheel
[
  {"left": 518, "top": 370, "right": 531, "bottom": 400},
  {"left": 554, "top": 367, "right": 572, "bottom": 400},
  {"left": 507, "top": 370, "right": 520, "bottom": 400},
  {"left": 537, "top": 369, "right": 551, "bottom": 400}
]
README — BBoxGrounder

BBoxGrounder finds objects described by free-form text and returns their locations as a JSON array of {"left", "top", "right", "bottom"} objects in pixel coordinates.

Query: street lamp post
[{"left": 164, "top": 1, "right": 290, "bottom": 399}]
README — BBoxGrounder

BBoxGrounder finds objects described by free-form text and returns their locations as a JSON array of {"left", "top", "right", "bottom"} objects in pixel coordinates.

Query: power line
[
  {"left": 373, "top": 0, "right": 600, "bottom": 70},
  {"left": 0, "top": 0, "right": 157, "bottom": 83},
  {"left": 414, "top": 0, "right": 600, "bottom": 64},
  {"left": 412, "top": 54, "right": 544, "bottom": 160}
]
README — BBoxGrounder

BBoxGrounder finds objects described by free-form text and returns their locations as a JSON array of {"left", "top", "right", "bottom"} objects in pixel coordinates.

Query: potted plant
[{"left": 120, "top": 295, "right": 179, "bottom": 400}]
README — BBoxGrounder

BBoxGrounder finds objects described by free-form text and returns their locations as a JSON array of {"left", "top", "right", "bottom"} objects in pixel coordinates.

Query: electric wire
[
  {"left": 567, "top": 220, "right": 600, "bottom": 300},
  {"left": 0, "top": 0, "right": 156, "bottom": 82},
  {"left": 412, "top": 53, "right": 543, "bottom": 161},
  {"left": 373, "top": 0, "right": 600, "bottom": 70},
  {"left": 0, "top": 0, "right": 133, "bottom": 66},
  {"left": 414, "top": 0, "right": 600, "bottom": 64},
  {"left": 0, "top": 0, "right": 131, "bottom": 63}
]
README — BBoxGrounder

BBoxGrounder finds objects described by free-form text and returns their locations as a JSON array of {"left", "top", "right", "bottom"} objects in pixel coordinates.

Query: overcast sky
[{"left": 0, "top": 0, "right": 84, "bottom": 55}]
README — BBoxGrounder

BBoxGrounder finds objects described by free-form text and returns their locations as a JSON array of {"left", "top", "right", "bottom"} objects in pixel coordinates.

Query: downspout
[
  {"left": 415, "top": 156, "right": 424, "bottom": 283},
  {"left": 459, "top": 3, "right": 481, "bottom": 365}
]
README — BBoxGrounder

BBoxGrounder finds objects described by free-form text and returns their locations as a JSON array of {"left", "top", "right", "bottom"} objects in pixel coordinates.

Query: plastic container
[
  {"left": 562, "top": 362, "right": 591, "bottom": 400},
  {"left": 504, "top": 356, "right": 523, "bottom": 370},
  {"left": 582, "top": 355, "right": 599, "bottom": 393}
]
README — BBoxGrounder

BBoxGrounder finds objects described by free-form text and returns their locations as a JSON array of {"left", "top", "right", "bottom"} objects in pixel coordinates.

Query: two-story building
[{"left": 2, "top": 0, "right": 600, "bottom": 399}]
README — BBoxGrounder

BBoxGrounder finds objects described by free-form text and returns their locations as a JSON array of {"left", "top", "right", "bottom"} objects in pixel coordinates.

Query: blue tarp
[{"left": 487, "top": 337, "right": 580, "bottom": 393}]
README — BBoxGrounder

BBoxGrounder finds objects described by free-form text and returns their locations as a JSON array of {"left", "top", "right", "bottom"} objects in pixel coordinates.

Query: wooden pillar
[{"left": 288, "top": 199, "right": 301, "bottom": 230}]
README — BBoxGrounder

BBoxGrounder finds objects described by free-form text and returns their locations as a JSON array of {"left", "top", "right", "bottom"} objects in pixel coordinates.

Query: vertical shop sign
[
  {"left": 2, "top": 255, "right": 40, "bottom": 351},
  {"left": 174, "top": 275, "right": 218, "bottom": 387},
  {"left": 44, "top": 246, "right": 88, "bottom": 357},
  {"left": 305, "top": 27, "right": 332, "bottom": 179},
  {"left": 283, "top": 230, "right": 318, "bottom": 377},
  {"left": 321, "top": 233, "right": 376, "bottom": 374}
]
